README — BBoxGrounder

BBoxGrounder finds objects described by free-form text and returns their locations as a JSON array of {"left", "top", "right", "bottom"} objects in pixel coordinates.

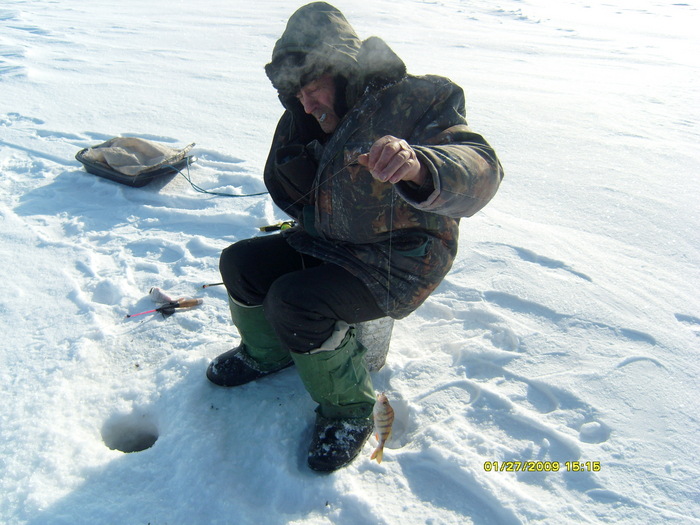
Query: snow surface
[{"left": 1, "top": 0, "right": 699, "bottom": 523}]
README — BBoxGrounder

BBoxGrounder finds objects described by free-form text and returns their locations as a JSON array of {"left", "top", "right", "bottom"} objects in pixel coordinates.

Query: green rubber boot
[
  {"left": 206, "top": 296, "right": 292, "bottom": 387},
  {"left": 291, "top": 322, "right": 376, "bottom": 472}
]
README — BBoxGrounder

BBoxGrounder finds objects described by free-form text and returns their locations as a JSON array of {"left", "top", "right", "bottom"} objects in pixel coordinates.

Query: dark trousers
[{"left": 219, "top": 234, "right": 385, "bottom": 353}]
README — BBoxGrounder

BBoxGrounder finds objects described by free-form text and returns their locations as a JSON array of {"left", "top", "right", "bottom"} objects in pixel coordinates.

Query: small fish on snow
[{"left": 370, "top": 392, "right": 394, "bottom": 463}]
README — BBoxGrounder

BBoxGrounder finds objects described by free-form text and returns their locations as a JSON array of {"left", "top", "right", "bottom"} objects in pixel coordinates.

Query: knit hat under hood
[{"left": 265, "top": 2, "right": 362, "bottom": 97}]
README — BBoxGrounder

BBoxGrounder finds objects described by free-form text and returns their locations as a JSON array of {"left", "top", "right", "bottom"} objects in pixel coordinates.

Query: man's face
[{"left": 296, "top": 74, "right": 339, "bottom": 133}]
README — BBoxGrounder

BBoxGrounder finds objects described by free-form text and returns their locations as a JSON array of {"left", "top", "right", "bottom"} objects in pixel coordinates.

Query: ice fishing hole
[{"left": 101, "top": 411, "right": 159, "bottom": 453}]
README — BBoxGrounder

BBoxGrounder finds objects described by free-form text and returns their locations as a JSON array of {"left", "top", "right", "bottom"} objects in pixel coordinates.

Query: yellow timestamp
[{"left": 483, "top": 461, "right": 601, "bottom": 472}]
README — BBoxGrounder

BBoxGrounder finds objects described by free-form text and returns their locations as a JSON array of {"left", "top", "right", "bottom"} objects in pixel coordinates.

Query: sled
[{"left": 76, "top": 137, "right": 194, "bottom": 188}]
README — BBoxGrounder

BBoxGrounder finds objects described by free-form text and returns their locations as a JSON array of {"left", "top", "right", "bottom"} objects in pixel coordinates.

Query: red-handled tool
[{"left": 126, "top": 298, "right": 203, "bottom": 318}]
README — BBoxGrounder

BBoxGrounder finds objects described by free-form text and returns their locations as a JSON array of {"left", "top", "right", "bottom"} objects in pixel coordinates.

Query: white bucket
[{"left": 356, "top": 317, "right": 394, "bottom": 372}]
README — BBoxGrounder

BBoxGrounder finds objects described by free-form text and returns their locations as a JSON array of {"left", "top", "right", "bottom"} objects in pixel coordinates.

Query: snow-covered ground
[{"left": 1, "top": 1, "right": 699, "bottom": 523}]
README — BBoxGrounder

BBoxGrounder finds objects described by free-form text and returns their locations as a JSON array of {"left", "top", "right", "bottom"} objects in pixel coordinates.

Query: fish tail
[{"left": 371, "top": 447, "right": 384, "bottom": 464}]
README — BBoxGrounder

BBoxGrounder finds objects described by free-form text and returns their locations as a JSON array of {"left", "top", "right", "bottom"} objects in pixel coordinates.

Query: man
[{"left": 206, "top": 2, "right": 504, "bottom": 472}]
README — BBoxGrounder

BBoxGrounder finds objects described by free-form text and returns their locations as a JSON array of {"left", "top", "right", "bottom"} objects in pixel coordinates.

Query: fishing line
[
  {"left": 279, "top": 155, "right": 363, "bottom": 215},
  {"left": 166, "top": 158, "right": 270, "bottom": 198},
  {"left": 307, "top": 139, "right": 499, "bottom": 204},
  {"left": 385, "top": 184, "right": 396, "bottom": 312},
  {"left": 166, "top": 153, "right": 359, "bottom": 202}
]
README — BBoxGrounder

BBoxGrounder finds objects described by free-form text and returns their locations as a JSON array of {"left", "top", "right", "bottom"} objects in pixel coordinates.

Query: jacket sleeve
[
  {"left": 397, "top": 78, "right": 504, "bottom": 218},
  {"left": 264, "top": 96, "right": 329, "bottom": 221},
  {"left": 263, "top": 110, "right": 308, "bottom": 221}
]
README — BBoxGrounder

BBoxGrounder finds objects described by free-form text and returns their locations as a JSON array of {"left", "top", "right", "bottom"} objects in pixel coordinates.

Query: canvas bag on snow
[{"left": 81, "top": 137, "right": 195, "bottom": 176}]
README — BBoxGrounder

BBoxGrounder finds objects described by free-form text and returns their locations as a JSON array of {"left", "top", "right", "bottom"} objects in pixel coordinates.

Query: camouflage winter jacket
[{"left": 264, "top": 3, "right": 504, "bottom": 319}]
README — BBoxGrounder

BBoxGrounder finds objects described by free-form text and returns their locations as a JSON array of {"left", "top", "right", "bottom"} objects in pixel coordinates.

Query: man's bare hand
[{"left": 357, "top": 135, "right": 428, "bottom": 185}]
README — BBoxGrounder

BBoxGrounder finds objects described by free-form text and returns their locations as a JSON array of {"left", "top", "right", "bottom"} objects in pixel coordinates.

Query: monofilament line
[{"left": 386, "top": 184, "right": 396, "bottom": 312}]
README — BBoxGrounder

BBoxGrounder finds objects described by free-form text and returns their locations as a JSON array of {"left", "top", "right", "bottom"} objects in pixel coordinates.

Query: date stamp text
[{"left": 483, "top": 461, "right": 601, "bottom": 472}]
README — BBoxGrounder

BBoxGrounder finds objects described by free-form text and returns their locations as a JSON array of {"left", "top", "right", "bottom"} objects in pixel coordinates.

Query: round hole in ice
[{"left": 101, "top": 411, "right": 159, "bottom": 453}]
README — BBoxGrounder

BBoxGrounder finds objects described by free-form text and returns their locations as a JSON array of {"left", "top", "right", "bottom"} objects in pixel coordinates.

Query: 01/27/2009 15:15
[{"left": 483, "top": 461, "right": 602, "bottom": 473}]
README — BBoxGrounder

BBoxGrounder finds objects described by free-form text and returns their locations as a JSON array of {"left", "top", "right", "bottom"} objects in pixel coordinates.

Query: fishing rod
[{"left": 126, "top": 298, "right": 203, "bottom": 318}]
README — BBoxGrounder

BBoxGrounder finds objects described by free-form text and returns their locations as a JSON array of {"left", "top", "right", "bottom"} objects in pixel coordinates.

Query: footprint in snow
[{"left": 675, "top": 313, "right": 700, "bottom": 336}]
